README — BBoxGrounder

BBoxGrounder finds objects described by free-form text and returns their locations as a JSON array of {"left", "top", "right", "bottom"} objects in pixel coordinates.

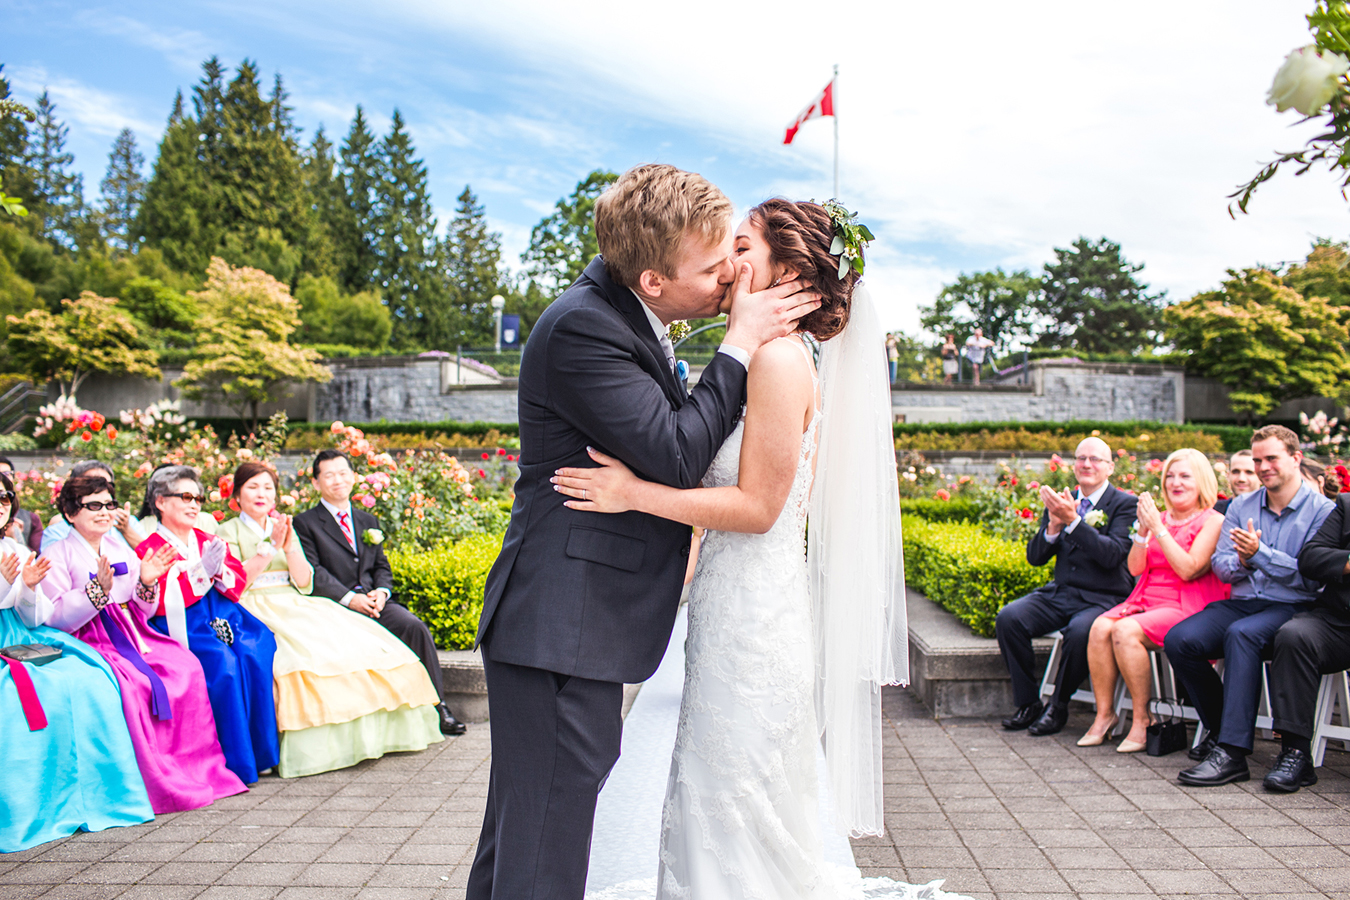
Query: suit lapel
[
  {"left": 586, "top": 257, "right": 686, "bottom": 407},
  {"left": 317, "top": 506, "right": 359, "bottom": 559}
]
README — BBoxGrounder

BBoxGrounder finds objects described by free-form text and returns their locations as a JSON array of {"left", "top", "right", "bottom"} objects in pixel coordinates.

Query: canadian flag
[{"left": 783, "top": 78, "right": 835, "bottom": 145}]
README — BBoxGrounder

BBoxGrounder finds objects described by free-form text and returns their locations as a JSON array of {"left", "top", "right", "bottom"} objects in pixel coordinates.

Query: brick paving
[{"left": 3, "top": 687, "right": 1348, "bottom": 899}]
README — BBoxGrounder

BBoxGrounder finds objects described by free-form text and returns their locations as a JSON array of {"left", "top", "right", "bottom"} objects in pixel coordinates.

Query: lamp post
[{"left": 490, "top": 294, "right": 506, "bottom": 354}]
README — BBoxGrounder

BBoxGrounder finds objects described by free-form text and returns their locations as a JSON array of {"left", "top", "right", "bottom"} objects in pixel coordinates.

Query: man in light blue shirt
[{"left": 1166, "top": 425, "right": 1334, "bottom": 786}]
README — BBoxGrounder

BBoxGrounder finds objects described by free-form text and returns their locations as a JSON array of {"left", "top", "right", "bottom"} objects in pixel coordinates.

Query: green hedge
[
  {"left": 902, "top": 518, "right": 1050, "bottom": 638},
  {"left": 893, "top": 419, "right": 1253, "bottom": 453},
  {"left": 286, "top": 419, "right": 520, "bottom": 438},
  {"left": 900, "top": 498, "right": 981, "bottom": 523},
  {"left": 389, "top": 533, "right": 504, "bottom": 650}
]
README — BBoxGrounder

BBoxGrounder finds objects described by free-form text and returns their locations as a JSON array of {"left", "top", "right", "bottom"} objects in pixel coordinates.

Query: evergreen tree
[
  {"left": 1030, "top": 237, "right": 1164, "bottom": 355},
  {"left": 335, "top": 106, "right": 381, "bottom": 293},
  {"left": 521, "top": 169, "right": 617, "bottom": 297},
  {"left": 373, "top": 110, "right": 437, "bottom": 346},
  {"left": 136, "top": 90, "right": 211, "bottom": 274},
  {"left": 99, "top": 128, "right": 146, "bottom": 252},
  {"left": 437, "top": 185, "right": 505, "bottom": 348},
  {"left": 0, "top": 67, "right": 33, "bottom": 208},
  {"left": 24, "top": 92, "right": 86, "bottom": 249},
  {"left": 298, "top": 126, "right": 343, "bottom": 279}
]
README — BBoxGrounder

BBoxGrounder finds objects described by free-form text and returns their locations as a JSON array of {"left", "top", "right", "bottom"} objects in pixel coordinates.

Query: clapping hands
[
  {"left": 1136, "top": 492, "right": 1165, "bottom": 535},
  {"left": 1039, "top": 485, "right": 1078, "bottom": 531},
  {"left": 1230, "top": 518, "right": 1263, "bottom": 563},
  {"left": 199, "top": 537, "right": 227, "bottom": 578},
  {"left": 22, "top": 553, "right": 50, "bottom": 589},
  {"left": 139, "top": 544, "right": 178, "bottom": 585},
  {"left": 0, "top": 551, "right": 19, "bottom": 586},
  {"left": 270, "top": 513, "right": 292, "bottom": 551}
]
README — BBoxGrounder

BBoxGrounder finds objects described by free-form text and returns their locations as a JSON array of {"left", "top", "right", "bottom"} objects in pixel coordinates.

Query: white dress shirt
[
  {"left": 320, "top": 498, "right": 389, "bottom": 607},
  {"left": 630, "top": 290, "right": 750, "bottom": 371}
]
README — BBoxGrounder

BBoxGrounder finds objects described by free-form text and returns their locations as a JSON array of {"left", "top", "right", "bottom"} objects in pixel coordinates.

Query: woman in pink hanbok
[{"left": 39, "top": 474, "right": 246, "bottom": 813}]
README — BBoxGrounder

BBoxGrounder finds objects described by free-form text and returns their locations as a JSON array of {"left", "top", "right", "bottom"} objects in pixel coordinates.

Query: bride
[{"left": 552, "top": 199, "right": 968, "bottom": 900}]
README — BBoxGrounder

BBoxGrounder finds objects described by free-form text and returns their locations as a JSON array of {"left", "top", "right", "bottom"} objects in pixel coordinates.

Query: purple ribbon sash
[
  {"left": 88, "top": 562, "right": 129, "bottom": 580},
  {"left": 99, "top": 607, "right": 172, "bottom": 721}
]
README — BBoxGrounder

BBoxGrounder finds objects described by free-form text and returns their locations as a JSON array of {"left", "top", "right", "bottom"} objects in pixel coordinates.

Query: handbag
[
  {"left": 0, "top": 644, "right": 63, "bottom": 666},
  {"left": 1146, "top": 699, "right": 1189, "bottom": 757}
]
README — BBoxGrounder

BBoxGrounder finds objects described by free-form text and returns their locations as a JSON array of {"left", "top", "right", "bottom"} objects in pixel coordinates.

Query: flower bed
[
  {"left": 902, "top": 517, "right": 1052, "bottom": 638},
  {"left": 894, "top": 422, "right": 1231, "bottom": 454}
]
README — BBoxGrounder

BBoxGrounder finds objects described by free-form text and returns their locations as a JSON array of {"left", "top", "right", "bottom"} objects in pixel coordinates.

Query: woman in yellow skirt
[{"left": 216, "top": 461, "right": 442, "bottom": 777}]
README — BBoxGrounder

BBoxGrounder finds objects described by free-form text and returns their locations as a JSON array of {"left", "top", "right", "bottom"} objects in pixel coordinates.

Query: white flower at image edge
[{"left": 1268, "top": 45, "right": 1350, "bottom": 116}]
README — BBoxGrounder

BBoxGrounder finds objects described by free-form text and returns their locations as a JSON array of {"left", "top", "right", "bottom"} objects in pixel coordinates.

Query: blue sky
[{"left": 7, "top": 0, "right": 1350, "bottom": 334}]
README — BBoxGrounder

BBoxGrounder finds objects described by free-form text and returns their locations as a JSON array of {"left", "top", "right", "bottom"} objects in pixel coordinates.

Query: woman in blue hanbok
[{"left": 0, "top": 471, "right": 154, "bottom": 852}]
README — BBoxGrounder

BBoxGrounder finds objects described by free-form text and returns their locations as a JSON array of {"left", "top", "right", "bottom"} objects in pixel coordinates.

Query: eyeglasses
[
  {"left": 79, "top": 500, "right": 119, "bottom": 512},
  {"left": 0, "top": 491, "right": 14, "bottom": 506},
  {"left": 1075, "top": 456, "right": 1109, "bottom": 466},
  {"left": 168, "top": 492, "right": 206, "bottom": 505}
]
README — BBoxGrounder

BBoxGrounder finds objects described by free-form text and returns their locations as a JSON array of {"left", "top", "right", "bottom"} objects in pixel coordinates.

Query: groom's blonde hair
[{"left": 595, "top": 164, "right": 732, "bottom": 288}]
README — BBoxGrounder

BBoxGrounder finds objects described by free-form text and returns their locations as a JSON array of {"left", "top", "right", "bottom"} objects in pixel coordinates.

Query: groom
[{"left": 467, "top": 164, "right": 820, "bottom": 899}]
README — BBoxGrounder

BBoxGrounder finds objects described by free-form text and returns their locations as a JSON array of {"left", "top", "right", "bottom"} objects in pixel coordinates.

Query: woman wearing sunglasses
[
  {"left": 36, "top": 474, "right": 247, "bottom": 813},
  {"left": 136, "top": 465, "right": 280, "bottom": 786},
  {"left": 0, "top": 469, "right": 155, "bottom": 851}
]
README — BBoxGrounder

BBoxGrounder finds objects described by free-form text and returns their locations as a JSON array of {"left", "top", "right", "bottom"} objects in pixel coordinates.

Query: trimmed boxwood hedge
[
  {"left": 900, "top": 498, "right": 981, "bottom": 523},
  {"left": 902, "top": 518, "right": 1051, "bottom": 638},
  {"left": 389, "top": 533, "right": 504, "bottom": 650},
  {"left": 893, "top": 419, "right": 1252, "bottom": 453}
]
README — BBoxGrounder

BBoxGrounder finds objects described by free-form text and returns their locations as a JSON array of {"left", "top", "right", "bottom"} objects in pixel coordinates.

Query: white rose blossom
[{"left": 1268, "top": 45, "right": 1350, "bottom": 116}]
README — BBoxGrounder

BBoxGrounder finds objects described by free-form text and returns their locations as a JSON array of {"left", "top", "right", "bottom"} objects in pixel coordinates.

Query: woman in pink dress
[
  {"left": 1079, "top": 448, "right": 1229, "bottom": 752},
  {"left": 39, "top": 474, "right": 247, "bottom": 813}
]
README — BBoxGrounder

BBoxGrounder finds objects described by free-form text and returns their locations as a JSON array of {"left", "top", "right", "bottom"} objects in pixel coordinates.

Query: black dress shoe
[
  {"left": 1178, "top": 745, "right": 1250, "bottom": 786},
  {"left": 1263, "top": 749, "right": 1318, "bottom": 793},
  {"left": 1027, "top": 703, "right": 1069, "bottom": 736},
  {"left": 1188, "top": 734, "right": 1217, "bottom": 761},
  {"left": 438, "top": 705, "right": 467, "bottom": 736},
  {"left": 1002, "top": 701, "right": 1044, "bottom": 731}
]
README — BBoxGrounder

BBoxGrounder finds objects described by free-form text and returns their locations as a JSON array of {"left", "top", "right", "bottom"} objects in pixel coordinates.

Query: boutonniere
[
  {"left": 362, "top": 528, "right": 385, "bottom": 546},
  {"left": 676, "top": 359, "right": 689, "bottom": 382},
  {"left": 256, "top": 539, "right": 276, "bottom": 557},
  {"left": 1084, "top": 509, "right": 1108, "bottom": 529}
]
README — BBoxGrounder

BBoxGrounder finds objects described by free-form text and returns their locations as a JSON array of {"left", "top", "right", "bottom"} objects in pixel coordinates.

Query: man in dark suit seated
[
  {"left": 1264, "top": 490, "right": 1350, "bottom": 792},
  {"left": 1167, "top": 425, "right": 1333, "bottom": 786},
  {"left": 995, "top": 437, "right": 1137, "bottom": 736},
  {"left": 293, "top": 449, "right": 466, "bottom": 736}
]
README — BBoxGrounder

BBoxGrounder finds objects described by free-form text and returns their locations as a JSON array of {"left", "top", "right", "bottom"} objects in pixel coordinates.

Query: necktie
[
  {"left": 1077, "top": 496, "right": 1092, "bottom": 518},
  {"left": 337, "top": 510, "right": 356, "bottom": 551},
  {"left": 659, "top": 331, "right": 676, "bottom": 374}
]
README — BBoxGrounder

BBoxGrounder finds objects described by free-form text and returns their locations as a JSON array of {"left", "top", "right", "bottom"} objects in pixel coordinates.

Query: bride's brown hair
[{"left": 748, "top": 198, "right": 859, "bottom": 341}]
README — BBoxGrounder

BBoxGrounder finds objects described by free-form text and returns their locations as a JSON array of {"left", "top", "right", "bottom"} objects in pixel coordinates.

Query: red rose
[
  {"left": 497, "top": 448, "right": 506, "bottom": 456},
  {"left": 477, "top": 469, "right": 487, "bottom": 478},
  {"left": 481, "top": 452, "right": 490, "bottom": 460},
  {"left": 212, "top": 510, "right": 225, "bottom": 522},
  {"left": 81, "top": 431, "right": 92, "bottom": 442},
  {"left": 1019, "top": 507, "right": 1033, "bottom": 519}
]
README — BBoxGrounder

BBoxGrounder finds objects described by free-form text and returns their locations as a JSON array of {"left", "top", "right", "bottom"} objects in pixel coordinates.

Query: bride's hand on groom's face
[
  {"left": 552, "top": 447, "right": 638, "bottom": 514},
  {"left": 722, "top": 262, "right": 822, "bottom": 357}
]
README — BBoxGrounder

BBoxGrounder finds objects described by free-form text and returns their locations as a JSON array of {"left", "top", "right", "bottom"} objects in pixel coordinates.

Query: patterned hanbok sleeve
[{"left": 32, "top": 541, "right": 104, "bottom": 634}]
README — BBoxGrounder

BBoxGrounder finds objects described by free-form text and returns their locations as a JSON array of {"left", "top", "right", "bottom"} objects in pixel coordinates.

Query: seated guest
[
  {"left": 38, "top": 474, "right": 247, "bottom": 812},
  {"left": 1300, "top": 457, "right": 1340, "bottom": 501},
  {"left": 293, "top": 450, "right": 466, "bottom": 735},
  {"left": 0, "top": 470, "right": 154, "bottom": 851},
  {"left": 139, "top": 465, "right": 280, "bottom": 785},
  {"left": 1214, "top": 449, "right": 1258, "bottom": 515},
  {"left": 217, "top": 462, "right": 442, "bottom": 778},
  {"left": 135, "top": 464, "right": 219, "bottom": 538},
  {"left": 996, "top": 437, "right": 1138, "bottom": 736},
  {"left": 0, "top": 456, "right": 43, "bottom": 552},
  {"left": 1079, "top": 449, "right": 1229, "bottom": 751},
  {"left": 41, "top": 461, "right": 142, "bottom": 552},
  {"left": 1266, "top": 490, "right": 1350, "bottom": 791},
  {"left": 1167, "top": 425, "right": 1334, "bottom": 786}
]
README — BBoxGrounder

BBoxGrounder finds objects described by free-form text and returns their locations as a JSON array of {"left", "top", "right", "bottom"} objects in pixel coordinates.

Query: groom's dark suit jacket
[{"left": 476, "top": 256, "right": 747, "bottom": 684}]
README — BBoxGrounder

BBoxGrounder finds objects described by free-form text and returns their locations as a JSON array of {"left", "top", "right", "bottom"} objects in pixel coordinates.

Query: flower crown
[{"left": 820, "top": 199, "right": 874, "bottom": 280}]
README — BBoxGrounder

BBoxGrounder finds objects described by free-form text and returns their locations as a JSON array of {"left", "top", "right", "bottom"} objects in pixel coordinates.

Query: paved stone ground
[{"left": 3, "top": 687, "right": 1348, "bottom": 899}]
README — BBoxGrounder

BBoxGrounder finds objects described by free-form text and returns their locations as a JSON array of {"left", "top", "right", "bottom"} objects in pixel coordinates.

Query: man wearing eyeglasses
[{"left": 996, "top": 437, "right": 1138, "bottom": 736}]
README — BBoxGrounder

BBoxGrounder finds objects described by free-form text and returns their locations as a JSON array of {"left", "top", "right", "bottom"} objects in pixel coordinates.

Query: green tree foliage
[
  {"left": 436, "top": 186, "right": 507, "bottom": 348},
  {"left": 521, "top": 169, "right": 616, "bottom": 298},
  {"left": 119, "top": 276, "right": 198, "bottom": 350},
  {"left": 1284, "top": 241, "right": 1350, "bottom": 307},
  {"left": 0, "top": 67, "right": 34, "bottom": 215},
  {"left": 298, "top": 127, "right": 342, "bottom": 279},
  {"left": 99, "top": 128, "right": 145, "bottom": 253},
  {"left": 335, "top": 106, "right": 381, "bottom": 293},
  {"left": 136, "top": 91, "right": 210, "bottom": 273},
  {"left": 373, "top": 110, "right": 438, "bottom": 347},
  {"left": 919, "top": 268, "right": 1039, "bottom": 353},
  {"left": 294, "top": 274, "right": 391, "bottom": 349},
  {"left": 6, "top": 291, "right": 160, "bottom": 395},
  {"left": 1164, "top": 267, "right": 1350, "bottom": 418},
  {"left": 24, "top": 92, "right": 87, "bottom": 250},
  {"left": 176, "top": 257, "right": 330, "bottom": 429},
  {"left": 1031, "top": 237, "right": 1164, "bottom": 355}
]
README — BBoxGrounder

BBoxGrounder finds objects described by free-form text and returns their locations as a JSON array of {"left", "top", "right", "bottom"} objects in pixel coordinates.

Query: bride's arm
[{"left": 553, "top": 340, "right": 814, "bottom": 535}]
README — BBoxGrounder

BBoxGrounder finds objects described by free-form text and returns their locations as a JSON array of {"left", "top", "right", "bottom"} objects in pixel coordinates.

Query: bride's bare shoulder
[{"left": 748, "top": 337, "right": 812, "bottom": 377}]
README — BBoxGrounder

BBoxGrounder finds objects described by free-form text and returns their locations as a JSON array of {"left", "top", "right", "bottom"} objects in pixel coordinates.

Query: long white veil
[{"left": 808, "top": 282, "right": 909, "bottom": 839}]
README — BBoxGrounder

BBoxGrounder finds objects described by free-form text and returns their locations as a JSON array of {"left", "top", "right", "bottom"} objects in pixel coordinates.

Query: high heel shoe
[
  {"left": 1076, "top": 716, "right": 1118, "bottom": 746},
  {"left": 1117, "top": 737, "right": 1148, "bottom": 753}
]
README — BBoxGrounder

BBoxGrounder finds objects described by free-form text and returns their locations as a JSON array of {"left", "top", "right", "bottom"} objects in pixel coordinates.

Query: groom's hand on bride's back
[{"left": 722, "top": 262, "right": 821, "bottom": 356}]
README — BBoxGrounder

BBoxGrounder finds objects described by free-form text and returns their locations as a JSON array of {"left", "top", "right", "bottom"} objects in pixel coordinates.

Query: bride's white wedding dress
[{"left": 587, "top": 339, "right": 969, "bottom": 900}]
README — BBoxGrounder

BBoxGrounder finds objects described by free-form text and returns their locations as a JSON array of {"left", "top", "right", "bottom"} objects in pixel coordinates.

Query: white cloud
[{"left": 7, "top": 65, "right": 160, "bottom": 142}]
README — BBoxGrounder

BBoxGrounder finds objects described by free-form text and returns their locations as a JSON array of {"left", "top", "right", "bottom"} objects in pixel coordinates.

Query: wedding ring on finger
[{"left": 583, "top": 489, "right": 588, "bottom": 501}]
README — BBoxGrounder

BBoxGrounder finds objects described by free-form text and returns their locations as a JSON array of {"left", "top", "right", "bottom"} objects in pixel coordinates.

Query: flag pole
[{"left": 832, "top": 64, "right": 839, "bottom": 199}]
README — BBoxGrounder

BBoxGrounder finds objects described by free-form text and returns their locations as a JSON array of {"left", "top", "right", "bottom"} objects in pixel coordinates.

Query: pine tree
[
  {"left": 0, "top": 66, "right": 33, "bottom": 207},
  {"left": 99, "top": 128, "right": 146, "bottom": 253},
  {"left": 298, "top": 126, "right": 343, "bottom": 279},
  {"left": 1030, "top": 237, "right": 1164, "bottom": 355},
  {"left": 437, "top": 185, "right": 505, "bottom": 347},
  {"left": 136, "top": 90, "right": 211, "bottom": 274},
  {"left": 373, "top": 110, "right": 437, "bottom": 346},
  {"left": 24, "top": 92, "right": 86, "bottom": 249},
  {"left": 335, "top": 106, "right": 382, "bottom": 293}
]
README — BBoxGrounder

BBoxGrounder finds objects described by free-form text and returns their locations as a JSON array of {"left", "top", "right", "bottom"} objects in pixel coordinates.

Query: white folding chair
[
  {"left": 1311, "top": 670, "right": 1350, "bottom": 767},
  {"left": 1110, "top": 649, "right": 1204, "bottom": 737},
  {"left": 1038, "top": 630, "right": 1098, "bottom": 708}
]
